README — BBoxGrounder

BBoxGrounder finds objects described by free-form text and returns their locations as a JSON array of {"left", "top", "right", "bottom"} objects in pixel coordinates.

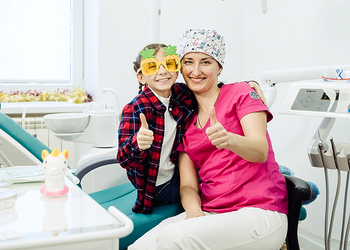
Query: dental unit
[
  {"left": 262, "top": 65, "right": 350, "bottom": 250},
  {"left": 43, "top": 88, "right": 127, "bottom": 191}
]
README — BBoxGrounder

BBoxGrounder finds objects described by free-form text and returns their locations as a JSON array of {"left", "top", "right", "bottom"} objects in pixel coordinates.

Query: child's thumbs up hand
[
  {"left": 137, "top": 113, "right": 154, "bottom": 150},
  {"left": 140, "top": 113, "right": 149, "bottom": 129},
  {"left": 206, "top": 106, "right": 230, "bottom": 149}
]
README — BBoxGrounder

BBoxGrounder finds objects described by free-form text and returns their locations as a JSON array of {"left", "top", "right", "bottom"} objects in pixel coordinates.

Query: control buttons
[
  {"left": 298, "top": 94, "right": 316, "bottom": 109},
  {"left": 291, "top": 89, "right": 331, "bottom": 112}
]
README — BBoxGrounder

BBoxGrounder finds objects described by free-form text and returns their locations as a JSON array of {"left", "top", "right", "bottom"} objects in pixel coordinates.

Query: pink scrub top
[{"left": 177, "top": 82, "right": 288, "bottom": 214}]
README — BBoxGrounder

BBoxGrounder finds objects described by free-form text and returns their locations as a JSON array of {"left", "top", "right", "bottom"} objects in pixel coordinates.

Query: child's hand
[
  {"left": 206, "top": 106, "right": 231, "bottom": 149},
  {"left": 248, "top": 81, "right": 267, "bottom": 105},
  {"left": 137, "top": 113, "right": 154, "bottom": 150}
]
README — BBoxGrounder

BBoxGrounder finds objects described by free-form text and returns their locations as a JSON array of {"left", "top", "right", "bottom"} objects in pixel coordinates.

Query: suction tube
[
  {"left": 344, "top": 159, "right": 350, "bottom": 250},
  {"left": 318, "top": 141, "right": 329, "bottom": 250},
  {"left": 328, "top": 138, "right": 341, "bottom": 250},
  {"left": 340, "top": 170, "right": 349, "bottom": 250}
]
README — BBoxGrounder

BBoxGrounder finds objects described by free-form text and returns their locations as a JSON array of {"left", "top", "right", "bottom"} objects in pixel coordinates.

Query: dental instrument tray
[{"left": 0, "top": 165, "right": 45, "bottom": 183}]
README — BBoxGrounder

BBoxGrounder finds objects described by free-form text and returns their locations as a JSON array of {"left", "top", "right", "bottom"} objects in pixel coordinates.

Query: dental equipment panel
[
  {"left": 278, "top": 77, "right": 350, "bottom": 250},
  {"left": 280, "top": 80, "right": 350, "bottom": 117},
  {"left": 279, "top": 80, "right": 350, "bottom": 171}
]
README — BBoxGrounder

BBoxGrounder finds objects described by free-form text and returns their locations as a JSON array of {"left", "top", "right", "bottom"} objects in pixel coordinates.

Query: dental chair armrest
[
  {"left": 75, "top": 158, "right": 119, "bottom": 183},
  {"left": 283, "top": 174, "right": 312, "bottom": 250}
]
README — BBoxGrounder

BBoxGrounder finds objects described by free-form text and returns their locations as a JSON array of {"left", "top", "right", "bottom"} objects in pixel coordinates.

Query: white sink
[{"left": 44, "top": 113, "right": 90, "bottom": 133}]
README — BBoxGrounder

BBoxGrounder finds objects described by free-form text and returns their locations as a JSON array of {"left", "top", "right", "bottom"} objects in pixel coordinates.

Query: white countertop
[
  {"left": 0, "top": 176, "right": 132, "bottom": 250},
  {"left": 0, "top": 102, "right": 89, "bottom": 115}
]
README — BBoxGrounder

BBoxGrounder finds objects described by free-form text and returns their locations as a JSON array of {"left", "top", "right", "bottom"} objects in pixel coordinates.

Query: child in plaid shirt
[{"left": 117, "top": 44, "right": 195, "bottom": 213}]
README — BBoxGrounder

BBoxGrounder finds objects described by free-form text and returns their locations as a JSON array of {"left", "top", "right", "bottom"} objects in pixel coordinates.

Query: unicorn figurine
[{"left": 40, "top": 148, "right": 69, "bottom": 196}]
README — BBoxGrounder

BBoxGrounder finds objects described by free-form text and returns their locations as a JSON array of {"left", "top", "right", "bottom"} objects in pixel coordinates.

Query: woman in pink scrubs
[{"left": 129, "top": 29, "right": 288, "bottom": 250}]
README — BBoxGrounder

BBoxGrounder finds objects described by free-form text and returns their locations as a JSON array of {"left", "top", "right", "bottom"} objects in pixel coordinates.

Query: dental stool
[
  {"left": 88, "top": 182, "right": 183, "bottom": 250},
  {"left": 283, "top": 174, "right": 312, "bottom": 250}
]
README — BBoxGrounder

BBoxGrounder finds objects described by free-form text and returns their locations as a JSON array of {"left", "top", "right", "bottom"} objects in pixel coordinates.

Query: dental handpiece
[
  {"left": 318, "top": 142, "right": 327, "bottom": 166},
  {"left": 330, "top": 137, "right": 339, "bottom": 170}
]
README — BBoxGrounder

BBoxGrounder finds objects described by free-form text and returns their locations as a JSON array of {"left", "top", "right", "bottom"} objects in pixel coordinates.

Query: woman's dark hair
[{"left": 134, "top": 43, "right": 167, "bottom": 94}]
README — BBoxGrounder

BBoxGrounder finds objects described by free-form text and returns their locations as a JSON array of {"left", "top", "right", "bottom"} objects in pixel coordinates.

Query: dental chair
[
  {"left": 283, "top": 174, "right": 312, "bottom": 250},
  {"left": 0, "top": 113, "right": 51, "bottom": 166}
]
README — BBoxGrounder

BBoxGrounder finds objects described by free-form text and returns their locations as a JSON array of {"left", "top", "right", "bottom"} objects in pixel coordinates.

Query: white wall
[
  {"left": 84, "top": 0, "right": 152, "bottom": 108},
  {"left": 83, "top": 0, "right": 350, "bottom": 248}
]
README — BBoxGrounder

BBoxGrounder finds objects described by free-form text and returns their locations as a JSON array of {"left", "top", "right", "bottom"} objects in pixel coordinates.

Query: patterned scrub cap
[{"left": 178, "top": 29, "right": 226, "bottom": 67}]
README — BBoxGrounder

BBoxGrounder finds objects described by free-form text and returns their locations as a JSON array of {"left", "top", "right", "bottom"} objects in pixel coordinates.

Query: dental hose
[
  {"left": 319, "top": 141, "right": 329, "bottom": 250},
  {"left": 328, "top": 138, "right": 341, "bottom": 250},
  {"left": 325, "top": 168, "right": 330, "bottom": 250},
  {"left": 345, "top": 209, "right": 350, "bottom": 250},
  {"left": 342, "top": 170, "right": 350, "bottom": 250},
  {"left": 328, "top": 163, "right": 340, "bottom": 250},
  {"left": 343, "top": 158, "right": 350, "bottom": 250}
]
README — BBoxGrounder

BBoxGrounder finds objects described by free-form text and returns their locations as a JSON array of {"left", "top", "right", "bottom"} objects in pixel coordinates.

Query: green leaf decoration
[
  {"left": 164, "top": 45, "right": 178, "bottom": 56},
  {"left": 140, "top": 48, "right": 156, "bottom": 60}
]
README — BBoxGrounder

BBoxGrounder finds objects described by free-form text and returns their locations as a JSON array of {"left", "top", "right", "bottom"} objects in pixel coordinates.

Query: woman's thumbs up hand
[{"left": 206, "top": 106, "right": 230, "bottom": 149}]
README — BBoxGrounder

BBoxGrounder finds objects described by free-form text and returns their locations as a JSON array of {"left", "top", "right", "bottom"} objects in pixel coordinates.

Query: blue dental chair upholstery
[{"left": 0, "top": 113, "right": 51, "bottom": 162}]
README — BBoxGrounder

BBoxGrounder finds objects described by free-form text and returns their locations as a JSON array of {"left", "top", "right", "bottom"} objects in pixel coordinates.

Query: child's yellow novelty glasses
[{"left": 137, "top": 45, "right": 181, "bottom": 76}]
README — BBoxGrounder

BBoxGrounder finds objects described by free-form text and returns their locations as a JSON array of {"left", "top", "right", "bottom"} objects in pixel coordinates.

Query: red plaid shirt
[{"left": 117, "top": 83, "right": 195, "bottom": 213}]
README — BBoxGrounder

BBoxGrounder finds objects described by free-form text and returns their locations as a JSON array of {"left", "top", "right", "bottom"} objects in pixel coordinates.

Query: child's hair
[{"left": 133, "top": 43, "right": 167, "bottom": 94}]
